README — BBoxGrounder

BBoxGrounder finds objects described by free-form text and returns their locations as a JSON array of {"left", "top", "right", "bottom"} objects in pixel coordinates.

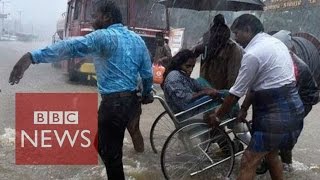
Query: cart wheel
[
  {"left": 150, "top": 111, "right": 176, "bottom": 154},
  {"left": 161, "top": 122, "right": 235, "bottom": 179}
]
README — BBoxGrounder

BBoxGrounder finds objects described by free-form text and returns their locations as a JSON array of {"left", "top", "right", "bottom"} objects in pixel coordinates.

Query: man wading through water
[
  {"left": 206, "top": 14, "right": 304, "bottom": 179},
  {"left": 9, "top": 1, "right": 153, "bottom": 180}
]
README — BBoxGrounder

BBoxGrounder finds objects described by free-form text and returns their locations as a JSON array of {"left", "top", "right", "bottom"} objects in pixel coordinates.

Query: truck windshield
[
  {"left": 85, "top": 0, "right": 128, "bottom": 23},
  {"left": 85, "top": 0, "right": 167, "bottom": 30},
  {"left": 85, "top": 0, "right": 93, "bottom": 21},
  {"left": 135, "top": 1, "right": 167, "bottom": 30}
]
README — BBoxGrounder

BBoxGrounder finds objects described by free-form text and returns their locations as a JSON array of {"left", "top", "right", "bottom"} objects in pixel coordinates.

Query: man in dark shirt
[
  {"left": 273, "top": 30, "right": 319, "bottom": 116},
  {"left": 273, "top": 30, "right": 319, "bottom": 171}
]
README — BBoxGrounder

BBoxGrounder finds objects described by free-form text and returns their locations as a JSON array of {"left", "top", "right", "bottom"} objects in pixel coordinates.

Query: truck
[{"left": 54, "top": 0, "right": 172, "bottom": 82}]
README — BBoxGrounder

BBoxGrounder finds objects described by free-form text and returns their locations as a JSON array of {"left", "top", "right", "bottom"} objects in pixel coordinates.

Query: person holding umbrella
[{"left": 193, "top": 14, "right": 243, "bottom": 90}]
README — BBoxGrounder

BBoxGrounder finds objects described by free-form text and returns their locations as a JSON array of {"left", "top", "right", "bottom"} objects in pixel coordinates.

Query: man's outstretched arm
[
  {"left": 8, "top": 31, "right": 104, "bottom": 85},
  {"left": 9, "top": 53, "right": 33, "bottom": 85}
]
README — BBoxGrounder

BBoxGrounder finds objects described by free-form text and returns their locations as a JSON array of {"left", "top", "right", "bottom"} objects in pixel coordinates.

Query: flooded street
[{"left": 0, "top": 41, "right": 320, "bottom": 179}]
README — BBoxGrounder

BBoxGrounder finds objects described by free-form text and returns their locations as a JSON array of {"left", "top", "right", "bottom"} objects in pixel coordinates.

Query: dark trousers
[
  {"left": 280, "top": 104, "right": 312, "bottom": 164},
  {"left": 97, "top": 93, "right": 140, "bottom": 180}
]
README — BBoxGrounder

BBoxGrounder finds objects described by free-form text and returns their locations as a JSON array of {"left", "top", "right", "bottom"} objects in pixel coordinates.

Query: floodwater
[{"left": 0, "top": 41, "right": 320, "bottom": 179}]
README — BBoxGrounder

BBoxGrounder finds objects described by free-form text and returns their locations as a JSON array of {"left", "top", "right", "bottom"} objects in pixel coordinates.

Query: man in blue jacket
[{"left": 9, "top": 1, "right": 153, "bottom": 180}]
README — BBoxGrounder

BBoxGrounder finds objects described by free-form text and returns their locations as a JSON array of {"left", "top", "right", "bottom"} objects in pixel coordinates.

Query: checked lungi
[{"left": 248, "top": 83, "right": 305, "bottom": 152}]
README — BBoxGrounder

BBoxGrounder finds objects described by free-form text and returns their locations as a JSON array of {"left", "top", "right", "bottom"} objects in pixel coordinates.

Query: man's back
[
  {"left": 244, "top": 33, "right": 295, "bottom": 91},
  {"left": 31, "top": 23, "right": 153, "bottom": 95},
  {"left": 90, "top": 24, "right": 152, "bottom": 94}
]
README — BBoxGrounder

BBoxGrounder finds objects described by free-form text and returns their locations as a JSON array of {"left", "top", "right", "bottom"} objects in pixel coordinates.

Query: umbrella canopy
[{"left": 158, "top": 0, "right": 265, "bottom": 11}]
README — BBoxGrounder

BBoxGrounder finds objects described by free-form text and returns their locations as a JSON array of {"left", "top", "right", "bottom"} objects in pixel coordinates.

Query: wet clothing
[
  {"left": 163, "top": 70, "right": 204, "bottom": 113},
  {"left": 230, "top": 33, "right": 303, "bottom": 153},
  {"left": 31, "top": 23, "right": 153, "bottom": 96},
  {"left": 248, "top": 84, "right": 304, "bottom": 152},
  {"left": 98, "top": 93, "right": 141, "bottom": 180},
  {"left": 163, "top": 71, "right": 238, "bottom": 120},
  {"left": 200, "top": 40, "right": 243, "bottom": 90},
  {"left": 230, "top": 33, "right": 296, "bottom": 97},
  {"left": 280, "top": 150, "right": 293, "bottom": 164},
  {"left": 279, "top": 52, "right": 318, "bottom": 164},
  {"left": 30, "top": 23, "right": 153, "bottom": 180},
  {"left": 291, "top": 52, "right": 319, "bottom": 112}
]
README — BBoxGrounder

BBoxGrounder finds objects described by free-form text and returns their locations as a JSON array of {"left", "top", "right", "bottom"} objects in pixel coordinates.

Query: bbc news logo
[
  {"left": 16, "top": 93, "right": 98, "bottom": 165},
  {"left": 34, "top": 111, "right": 79, "bottom": 125},
  {"left": 21, "top": 111, "right": 90, "bottom": 149}
]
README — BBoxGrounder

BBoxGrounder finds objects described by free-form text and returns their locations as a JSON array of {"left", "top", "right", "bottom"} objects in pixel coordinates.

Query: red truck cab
[{"left": 54, "top": 0, "right": 170, "bottom": 82}]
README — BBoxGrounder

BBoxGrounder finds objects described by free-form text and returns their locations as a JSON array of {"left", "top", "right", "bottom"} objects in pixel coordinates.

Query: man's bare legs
[
  {"left": 127, "top": 104, "right": 144, "bottom": 152},
  {"left": 237, "top": 149, "right": 284, "bottom": 180},
  {"left": 265, "top": 150, "right": 283, "bottom": 180},
  {"left": 237, "top": 150, "right": 267, "bottom": 180}
]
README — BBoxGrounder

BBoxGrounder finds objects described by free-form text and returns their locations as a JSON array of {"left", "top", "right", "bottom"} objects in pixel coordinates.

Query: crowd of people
[{"left": 8, "top": 1, "right": 319, "bottom": 180}]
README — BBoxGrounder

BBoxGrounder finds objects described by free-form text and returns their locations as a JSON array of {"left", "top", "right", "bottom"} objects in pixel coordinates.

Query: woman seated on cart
[
  {"left": 161, "top": 49, "right": 238, "bottom": 120},
  {"left": 162, "top": 49, "right": 244, "bottom": 155}
]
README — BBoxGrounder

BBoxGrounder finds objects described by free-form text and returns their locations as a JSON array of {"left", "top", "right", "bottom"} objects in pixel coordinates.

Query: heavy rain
[{"left": 1, "top": 0, "right": 320, "bottom": 180}]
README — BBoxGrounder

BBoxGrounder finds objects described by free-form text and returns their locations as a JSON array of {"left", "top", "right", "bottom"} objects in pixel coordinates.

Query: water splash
[
  {"left": 0, "top": 128, "right": 15, "bottom": 145},
  {"left": 310, "top": 164, "right": 320, "bottom": 171},
  {"left": 124, "top": 137, "right": 130, "bottom": 144},
  {"left": 124, "top": 160, "right": 148, "bottom": 179},
  {"left": 292, "top": 160, "right": 309, "bottom": 171}
]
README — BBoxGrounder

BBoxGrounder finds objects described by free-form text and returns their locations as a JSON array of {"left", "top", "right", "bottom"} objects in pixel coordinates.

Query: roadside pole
[
  {"left": 0, "top": 1, "right": 5, "bottom": 40},
  {"left": 0, "top": 0, "right": 9, "bottom": 40}
]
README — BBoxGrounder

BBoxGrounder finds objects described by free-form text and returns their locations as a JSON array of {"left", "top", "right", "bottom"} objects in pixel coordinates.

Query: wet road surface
[{"left": 0, "top": 41, "right": 320, "bottom": 179}]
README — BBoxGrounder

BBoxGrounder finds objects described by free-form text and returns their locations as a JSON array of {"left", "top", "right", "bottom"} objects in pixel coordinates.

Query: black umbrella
[{"left": 158, "top": 0, "right": 265, "bottom": 11}]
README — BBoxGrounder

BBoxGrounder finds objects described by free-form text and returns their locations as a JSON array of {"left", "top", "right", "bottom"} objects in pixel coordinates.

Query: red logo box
[{"left": 15, "top": 93, "right": 98, "bottom": 165}]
